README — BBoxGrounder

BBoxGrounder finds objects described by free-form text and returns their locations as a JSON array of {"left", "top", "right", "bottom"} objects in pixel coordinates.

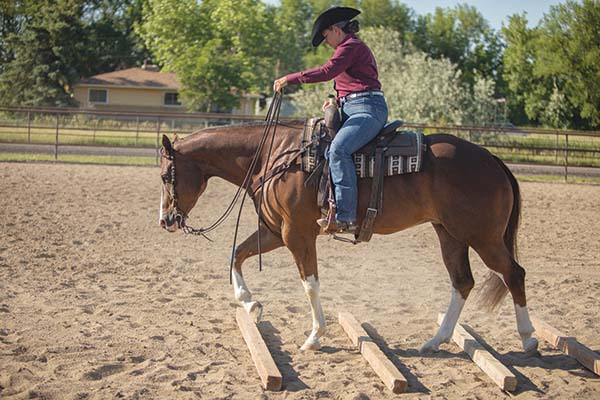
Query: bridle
[
  {"left": 161, "top": 149, "right": 184, "bottom": 223},
  {"left": 161, "top": 147, "right": 213, "bottom": 240}
]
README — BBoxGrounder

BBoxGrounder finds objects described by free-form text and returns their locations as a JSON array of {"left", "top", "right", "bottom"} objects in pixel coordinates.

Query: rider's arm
[{"left": 286, "top": 41, "right": 356, "bottom": 85}]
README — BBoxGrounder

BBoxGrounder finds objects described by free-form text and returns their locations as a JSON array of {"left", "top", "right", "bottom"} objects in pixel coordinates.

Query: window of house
[
  {"left": 89, "top": 89, "right": 108, "bottom": 104},
  {"left": 164, "top": 92, "right": 182, "bottom": 106}
]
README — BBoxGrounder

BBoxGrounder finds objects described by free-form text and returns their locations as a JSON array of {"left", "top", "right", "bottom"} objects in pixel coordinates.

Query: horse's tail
[
  {"left": 479, "top": 155, "right": 520, "bottom": 311},
  {"left": 496, "top": 155, "right": 520, "bottom": 259}
]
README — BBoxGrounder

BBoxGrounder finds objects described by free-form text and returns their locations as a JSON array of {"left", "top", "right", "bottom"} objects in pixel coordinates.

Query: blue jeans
[{"left": 328, "top": 95, "right": 388, "bottom": 222}]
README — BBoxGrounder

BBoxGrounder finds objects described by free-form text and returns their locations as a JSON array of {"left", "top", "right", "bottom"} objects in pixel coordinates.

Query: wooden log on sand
[
  {"left": 532, "top": 317, "right": 600, "bottom": 376},
  {"left": 338, "top": 312, "right": 408, "bottom": 393},
  {"left": 236, "top": 308, "right": 282, "bottom": 391},
  {"left": 437, "top": 313, "right": 517, "bottom": 392}
]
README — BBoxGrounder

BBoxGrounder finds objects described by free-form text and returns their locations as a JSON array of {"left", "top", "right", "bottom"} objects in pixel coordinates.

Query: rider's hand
[{"left": 273, "top": 76, "right": 287, "bottom": 93}]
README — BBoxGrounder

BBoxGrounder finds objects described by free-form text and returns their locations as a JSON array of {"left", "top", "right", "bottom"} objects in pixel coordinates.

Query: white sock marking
[
  {"left": 159, "top": 189, "right": 164, "bottom": 225},
  {"left": 232, "top": 270, "right": 251, "bottom": 303},
  {"left": 437, "top": 287, "right": 467, "bottom": 341},
  {"left": 302, "top": 275, "right": 326, "bottom": 338},
  {"left": 514, "top": 304, "right": 534, "bottom": 337}
]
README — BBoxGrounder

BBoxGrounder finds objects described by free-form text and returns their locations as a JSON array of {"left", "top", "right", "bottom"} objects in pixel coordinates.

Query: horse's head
[{"left": 158, "top": 134, "right": 207, "bottom": 232}]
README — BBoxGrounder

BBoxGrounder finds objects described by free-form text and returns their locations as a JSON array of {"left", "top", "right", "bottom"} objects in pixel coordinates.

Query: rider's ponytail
[
  {"left": 343, "top": 20, "right": 360, "bottom": 34},
  {"left": 334, "top": 20, "right": 360, "bottom": 34}
]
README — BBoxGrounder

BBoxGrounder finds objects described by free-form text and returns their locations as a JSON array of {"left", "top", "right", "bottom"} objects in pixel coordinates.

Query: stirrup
[{"left": 317, "top": 218, "right": 356, "bottom": 234}]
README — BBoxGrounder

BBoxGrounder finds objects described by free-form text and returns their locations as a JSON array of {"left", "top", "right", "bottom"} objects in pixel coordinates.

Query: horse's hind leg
[
  {"left": 473, "top": 242, "right": 538, "bottom": 354},
  {"left": 232, "top": 224, "right": 283, "bottom": 322},
  {"left": 421, "top": 223, "right": 474, "bottom": 353}
]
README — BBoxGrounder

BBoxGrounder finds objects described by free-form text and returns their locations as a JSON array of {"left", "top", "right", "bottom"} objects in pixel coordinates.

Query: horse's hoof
[
  {"left": 523, "top": 337, "right": 539, "bottom": 355},
  {"left": 300, "top": 337, "right": 321, "bottom": 352},
  {"left": 419, "top": 339, "right": 441, "bottom": 354},
  {"left": 244, "top": 301, "right": 263, "bottom": 323}
]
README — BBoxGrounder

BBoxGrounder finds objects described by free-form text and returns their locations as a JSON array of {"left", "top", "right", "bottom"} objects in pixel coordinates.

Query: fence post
[
  {"left": 27, "top": 111, "right": 31, "bottom": 144},
  {"left": 54, "top": 113, "right": 59, "bottom": 161},
  {"left": 93, "top": 118, "right": 97, "bottom": 144},
  {"left": 564, "top": 132, "right": 569, "bottom": 182},
  {"left": 555, "top": 130, "right": 559, "bottom": 164},
  {"left": 135, "top": 115, "right": 140, "bottom": 146},
  {"left": 156, "top": 117, "right": 161, "bottom": 166}
]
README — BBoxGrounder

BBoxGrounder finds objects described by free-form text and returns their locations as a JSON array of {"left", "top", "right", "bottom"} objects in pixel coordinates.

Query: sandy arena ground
[{"left": 1, "top": 162, "right": 599, "bottom": 399}]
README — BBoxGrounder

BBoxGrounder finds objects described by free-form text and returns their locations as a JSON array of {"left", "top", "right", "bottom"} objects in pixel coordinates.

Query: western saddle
[{"left": 301, "top": 115, "right": 426, "bottom": 243}]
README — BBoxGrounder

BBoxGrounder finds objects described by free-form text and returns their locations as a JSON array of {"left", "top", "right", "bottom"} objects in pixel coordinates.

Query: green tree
[
  {"left": 503, "top": 1, "right": 600, "bottom": 129},
  {"left": 361, "top": 0, "right": 413, "bottom": 43},
  {"left": 501, "top": 13, "right": 539, "bottom": 125},
  {"left": 273, "top": 0, "right": 311, "bottom": 78},
  {"left": 0, "top": 0, "right": 149, "bottom": 107},
  {"left": 0, "top": 1, "right": 24, "bottom": 72},
  {"left": 412, "top": 4, "right": 502, "bottom": 87},
  {"left": 80, "top": 0, "right": 149, "bottom": 76},
  {"left": 138, "top": 0, "right": 279, "bottom": 111},
  {"left": 536, "top": 0, "right": 600, "bottom": 128},
  {"left": 0, "top": 0, "right": 86, "bottom": 106}
]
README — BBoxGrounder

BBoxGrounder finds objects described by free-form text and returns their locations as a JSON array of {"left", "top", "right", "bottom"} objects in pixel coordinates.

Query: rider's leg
[{"left": 328, "top": 96, "right": 388, "bottom": 224}]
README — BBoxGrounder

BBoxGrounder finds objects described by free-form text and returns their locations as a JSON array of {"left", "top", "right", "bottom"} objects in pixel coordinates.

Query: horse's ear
[
  {"left": 162, "top": 134, "right": 172, "bottom": 154},
  {"left": 173, "top": 133, "right": 179, "bottom": 142}
]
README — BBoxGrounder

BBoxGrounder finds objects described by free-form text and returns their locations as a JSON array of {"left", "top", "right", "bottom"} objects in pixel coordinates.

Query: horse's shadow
[{"left": 258, "top": 321, "right": 309, "bottom": 392}]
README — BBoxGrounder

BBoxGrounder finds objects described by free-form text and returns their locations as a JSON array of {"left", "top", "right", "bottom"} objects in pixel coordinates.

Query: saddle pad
[
  {"left": 353, "top": 131, "right": 426, "bottom": 178},
  {"left": 299, "top": 120, "right": 426, "bottom": 178},
  {"left": 301, "top": 117, "right": 324, "bottom": 172}
]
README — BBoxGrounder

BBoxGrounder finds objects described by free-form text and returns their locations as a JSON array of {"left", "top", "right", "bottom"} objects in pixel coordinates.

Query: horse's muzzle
[{"left": 160, "top": 213, "right": 184, "bottom": 232}]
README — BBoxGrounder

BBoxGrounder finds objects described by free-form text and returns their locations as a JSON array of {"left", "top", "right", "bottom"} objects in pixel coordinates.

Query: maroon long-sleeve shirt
[{"left": 285, "top": 33, "right": 381, "bottom": 99}]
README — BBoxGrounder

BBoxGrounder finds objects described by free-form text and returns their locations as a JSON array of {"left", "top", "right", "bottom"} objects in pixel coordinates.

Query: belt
[{"left": 340, "top": 90, "right": 384, "bottom": 104}]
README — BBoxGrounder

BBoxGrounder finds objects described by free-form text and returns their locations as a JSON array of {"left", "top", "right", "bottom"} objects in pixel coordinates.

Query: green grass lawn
[{"left": 0, "top": 152, "right": 156, "bottom": 166}]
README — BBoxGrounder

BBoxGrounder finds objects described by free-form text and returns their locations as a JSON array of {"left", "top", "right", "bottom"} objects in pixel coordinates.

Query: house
[{"left": 72, "top": 62, "right": 262, "bottom": 115}]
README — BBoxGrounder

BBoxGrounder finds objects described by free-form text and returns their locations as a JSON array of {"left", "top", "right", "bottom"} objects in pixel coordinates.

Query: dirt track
[{"left": 0, "top": 162, "right": 599, "bottom": 399}]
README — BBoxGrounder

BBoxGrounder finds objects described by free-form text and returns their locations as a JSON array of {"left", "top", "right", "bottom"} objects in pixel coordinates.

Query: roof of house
[{"left": 76, "top": 67, "right": 180, "bottom": 90}]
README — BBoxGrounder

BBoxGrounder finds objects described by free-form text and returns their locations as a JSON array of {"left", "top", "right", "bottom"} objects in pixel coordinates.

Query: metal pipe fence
[{"left": 1, "top": 107, "right": 599, "bottom": 180}]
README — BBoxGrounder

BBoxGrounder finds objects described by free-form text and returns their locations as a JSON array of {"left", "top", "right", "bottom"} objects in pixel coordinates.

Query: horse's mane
[{"left": 191, "top": 119, "right": 306, "bottom": 135}]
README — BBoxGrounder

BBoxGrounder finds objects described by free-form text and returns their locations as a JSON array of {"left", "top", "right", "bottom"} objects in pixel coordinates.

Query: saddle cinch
[{"left": 301, "top": 113, "right": 427, "bottom": 243}]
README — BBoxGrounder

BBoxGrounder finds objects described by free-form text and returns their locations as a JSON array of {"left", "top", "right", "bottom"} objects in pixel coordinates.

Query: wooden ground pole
[
  {"left": 532, "top": 317, "right": 600, "bottom": 376},
  {"left": 437, "top": 313, "right": 517, "bottom": 392},
  {"left": 338, "top": 312, "right": 408, "bottom": 393},
  {"left": 236, "top": 308, "right": 282, "bottom": 391}
]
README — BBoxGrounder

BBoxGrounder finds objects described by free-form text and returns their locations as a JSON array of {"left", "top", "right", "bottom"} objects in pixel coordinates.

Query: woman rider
[{"left": 273, "top": 6, "right": 388, "bottom": 234}]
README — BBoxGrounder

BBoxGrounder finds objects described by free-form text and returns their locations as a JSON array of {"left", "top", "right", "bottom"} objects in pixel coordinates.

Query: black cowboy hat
[{"left": 311, "top": 6, "right": 361, "bottom": 47}]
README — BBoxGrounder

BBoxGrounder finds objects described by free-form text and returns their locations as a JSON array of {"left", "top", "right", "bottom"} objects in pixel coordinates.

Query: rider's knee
[{"left": 328, "top": 141, "right": 350, "bottom": 160}]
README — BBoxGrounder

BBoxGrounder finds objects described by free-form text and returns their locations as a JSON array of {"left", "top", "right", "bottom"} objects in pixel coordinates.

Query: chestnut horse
[{"left": 158, "top": 122, "right": 538, "bottom": 354}]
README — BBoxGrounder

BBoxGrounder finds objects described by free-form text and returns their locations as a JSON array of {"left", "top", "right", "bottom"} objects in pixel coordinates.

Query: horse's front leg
[
  {"left": 232, "top": 224, "right": 283, "bottom": 322},
  {"left": 282, "top": 224, "right": 325, "bottom": 351}
]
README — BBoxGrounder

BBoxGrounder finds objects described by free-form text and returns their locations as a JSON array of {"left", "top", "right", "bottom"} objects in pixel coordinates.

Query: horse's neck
[{"left": 179, "top": 129, "right": 263, "bottom": 187}]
